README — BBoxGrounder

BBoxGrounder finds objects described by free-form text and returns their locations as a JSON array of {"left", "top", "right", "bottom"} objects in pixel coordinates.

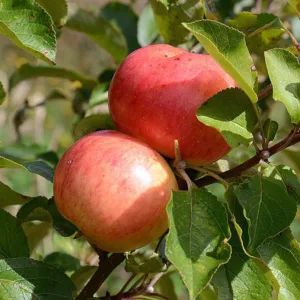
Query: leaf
[
  {"left": 235, "top": 175, "right": 297, "bottom": 254},
  {"left": 17, "top": 196, "right": 51, "bottom": 223},
  {"left": 0, "top": 209, "right": 29, "bottom": 259},
  {"left": 150, "top": 0, "right": 204, "bottom": 45},
  {"left": 71, "top": 266, "right": 97, "bottom": 296},
  {"left": 74, "top": 114, "right": 116, "bottom": 141},
  {"left": 66, "top": 8, "right": 127, "bottom": 64},
  {"left": 0, "top": 181, "right": 30, "bottom": 208},
  {"left": 0, "top": 81, "right": 5, "bottom": 105},
  {"left": 264, "top": 164, "right": 300, "bottom": 205},
  {"left": 23, "top": 160, "right": 54, "bottom": 182},
  {"left": 183, "top": 20, "right": 258, "bottom": 102},
  {"left": 47, "top": 198, "right": 77, "bottom": 237},
  {"left": 265, "top": 48, "right": 300, "bottom": 124},
  {"left": 44, "top": 252, "right": 81, "bottom": 272},
  {"left": 88, "top": 84, "right": 109, "bottom": 108},
  {"left": 0, "top": 258, "right": 75, "bottom": 299},
  {"left": 125, "top": 253, "right": 165, "bottom": 274},
  {"left": 138, "top": 4, "right": 158, "bottom": 47},
  {"left": 35, "top": 0, "right": 68, "bottom": 27},
  {"left": 197, "top": 88, "right": 258, "bottom": 148},
  {"left": 258, "top": 229, "right": 300, "bottom": 299},
  {"left": 212, "top": 227, "right": 272, "bottom": 300},
  {"left": 9, "top": 63, "right": 97, "bottom": 90},
  {"left": 166, "top": 189, "right": 231, "bottom": 299},
  {"left": 228, "top": 12, "right": 284, "bottom": 54},
  {"left": 288, "top": 0, "right": 300, "bottom": 18},
  {"left": 101, "top": 2, "right": 139, "bottom": 53},
  {"left": 0, "top": 0, "right": 56, "bottom": 64},
  {"left": 263, "top": 119, "right": 278, "bottom": 142}
]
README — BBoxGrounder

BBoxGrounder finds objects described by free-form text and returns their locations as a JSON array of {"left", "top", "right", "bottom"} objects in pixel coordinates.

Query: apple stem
[
  {"left": 173, "top": 140, "right": 196, "bottom": 191},
  {"left": 190, "top": 166, "right": 229, "bottom": 189}
]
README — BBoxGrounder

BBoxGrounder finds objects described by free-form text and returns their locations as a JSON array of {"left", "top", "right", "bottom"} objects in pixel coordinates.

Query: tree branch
[
  {"left": 195, "top": 130, "right": 300, "bottom": 188},
  {"left": 75, "top": 253, "right": 125, "bottom": 300}
]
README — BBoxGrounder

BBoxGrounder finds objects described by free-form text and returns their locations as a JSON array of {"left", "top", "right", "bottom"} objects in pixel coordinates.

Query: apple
[
  {"left": 109, "top": 44, "right": 237, "bottom": 165},
  {"left": 53, "top": 130, "right": 178, "bottom": 253}
]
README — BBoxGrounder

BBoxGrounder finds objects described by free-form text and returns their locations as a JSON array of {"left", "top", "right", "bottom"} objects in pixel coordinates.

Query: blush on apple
[
  {"left": 53, "top": 130, "right": 178, "bottom": 253},
  {"left": 109, "top": 44, "right": 237, "bottom": 165}
]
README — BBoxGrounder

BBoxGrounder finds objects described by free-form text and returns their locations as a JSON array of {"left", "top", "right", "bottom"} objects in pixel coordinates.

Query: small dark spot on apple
[
  {"left": 174, "top": 58, "right": 180, "bottom": 61},
  {"left": 164, "top": 54, "right": 168, "bottom": 57}
]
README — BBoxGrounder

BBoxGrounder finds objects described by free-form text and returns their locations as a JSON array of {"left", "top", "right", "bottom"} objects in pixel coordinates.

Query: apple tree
[{"left": 1, "top": 0, "right": 300, "bottom": 299}]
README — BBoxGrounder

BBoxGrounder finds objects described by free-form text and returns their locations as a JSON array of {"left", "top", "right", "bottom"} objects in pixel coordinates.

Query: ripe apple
[
  {"left": 53, "top": 130, "right": 178, "bottom": 253},
  {"left": 109, "top": 44, "right": 237, "bottom": 165}
]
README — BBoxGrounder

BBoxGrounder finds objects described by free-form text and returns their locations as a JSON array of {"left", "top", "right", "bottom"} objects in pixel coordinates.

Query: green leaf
[
  {"left": 150, "top": 0, "right": 204, "bottom": 45},
  {"left": 0, "top": 209, "right": 29, "bottom": 259},
  {"left": 166, "top": 189, "right": 231, "bottom": 299},
  {"left": 47, "top": 197, "right": 77, "bottom": 237},
  {"left": 212, "top": 227, "right": 272, "bottom": 300},
  {"left": 228, "top": 12, "right": 284, "bottom": 54},
  {"left": 9, "top": 63, "right": 97, "bottom": 90},
  {"left": 0, "top": 0, "right": 56, "bottom": 64},
  {"left": 0, "top": 181, "right": 30, "bottom": 208},
  {"left": 66, "top": 8, "right": 127, "bottom": 64},
  {"left": 263, "top": 119, "right": 278, "bottom": 142},
  {"left": 17, "top": 196, "right": 51, "bottom": 223},
  {"left": 265, "top": 48, "right": 300, "bottom": 124},
  {"left": 0, "top": 258, "right": 75, "bottom": 299},
  {"left": 125, "top": 253, "right": 165, "bottom": 274},
  {"left": 71, "top": 266, "right": 97, "bottom": 297},
  {"left": 197, "top": 88, "right": 258, "bottom": 148},
  {"left": 88, "top": 84, "right": 109, "bottom": 108},
  {"left": 264, "top": 164, "right": 300, "bottom": 205},
  {"left": 102, "top": 2, "right": 139, "bottom": 53},
  {"left": 44, "top": 252, "right": 81, "bottom": 273},
  {"left": 35, "top": 0, "right": 68, "bottom": 27},
  {"left": 258, "top": 229, "right": 300, "bottom": 299},
  {"left": 0, "top": 155, "right": 54, "bottom": 182},
  {"left": 235, "top": 175, "right": 297, "bottom": 254},
  {"left": 0, "top": 81, "right": 5, "bottom": 105},
  {"left": 183, "top": 20, "right": 258, "bottom": 102},
  {"left": 74, "top": 114, "right": 116, "bottom": 141},
  {"left": 288, "top": 0, "right": 300, "bottom": 18},
  {"left": 138, "top": 4, "right": 158, "bottom": 47}
]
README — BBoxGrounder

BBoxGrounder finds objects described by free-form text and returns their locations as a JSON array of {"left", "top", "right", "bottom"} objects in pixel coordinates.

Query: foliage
[{"left": 0, "top": 0, "right": 300, "bottom": 299}]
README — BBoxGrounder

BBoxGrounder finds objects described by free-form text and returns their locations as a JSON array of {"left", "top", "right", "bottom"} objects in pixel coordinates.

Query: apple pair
[{"left": 53, "top": 44, "right": 236, "bottom": 252}]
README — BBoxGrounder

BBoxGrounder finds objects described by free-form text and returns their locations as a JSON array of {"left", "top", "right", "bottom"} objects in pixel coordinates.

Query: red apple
[
  {"left": 109, "top": 44, "right": 237, "bottom": 165},
  {"left": 53, "top": 130, "right": 178, "bottom": 253}
]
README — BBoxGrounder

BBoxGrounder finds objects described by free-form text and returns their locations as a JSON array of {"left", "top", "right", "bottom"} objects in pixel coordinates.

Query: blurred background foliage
[{"left": 1, "top": 0, "right": 300, "bottom": 298}]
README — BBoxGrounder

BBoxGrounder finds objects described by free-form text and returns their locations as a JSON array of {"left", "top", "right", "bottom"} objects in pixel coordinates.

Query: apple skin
[
  {"left": 53, "top": 130, "right": 178, "bottom": 253},
  {"left": 109, "top": 44, "right": 237, "bottom": 165}
]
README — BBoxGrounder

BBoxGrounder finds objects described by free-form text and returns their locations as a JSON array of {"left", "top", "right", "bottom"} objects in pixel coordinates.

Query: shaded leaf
[
  {"left": 0, "top": 0, "right": 56, "bottom": 64},
  {"left": 0, "top": 209, "right": 29, "bottom": 259},
  {"left": 88, "top": 84, "right": 108, "bottom": 108},
  {"left": 264, "top": 164, "right": 300, "bottom": 205},
  {"left": 258, "top": 229, "right": 300, "bottom": 299},
  {"left": 288, "top": 0, "right": 300, "bottom": 18},
  {"left": 150, "top": 0, "right": 204, "bottom": 45},
  {"left": 125, "top": 253, "right": 165, "bottom": 274},
  {"left": 166, "top": 189, "right": 231, "bottom": 299},
  {"left": 74, "top": 114, "right": 116, "bottom": 141},
  {"left": 263, "top": 119, "right": 278, "bottom": 142},
  {"left": 66, "top": 8, "right": 127, "bottom": 64},
  {"left": 17, "top": 196, "right": 51, "bottom": 223},
  {"left": 183, "top": 20, "right": 258, "bottom": 102},
  {"left": 9, "top": 63, "right": 97, "bottom": 90},
  {"left": 235, "top": 175, "right": 297, "bottom": 253},
  {"left": 138, "top": 4, "right": 158, "bottom": 47},
  {"left": 0, "top": 81, "right": 5, "bottom": 105},
  {"left": 0, "top": 258, "right": 75, "bottom": 299},
  {"left": 102, "top": 2, "right": 139, "bottom": 53},
  {"left": 0, "top": 181, "right": 30, "bottom": 208},
  {"left": 265, "top": 48, "right": 300, "bottom": 124},
  {"left": 71, "top": 266, "right": 97, "bottom": 296},
  {"left": 197, "top": 88, "right": 258, "bottom": 148},
  {"left": 35, "top": 0, "right": 68, "bottom": 27},
  {"left": 44, "top": 252, "right": 81, "bottom": 272},
  {"left": 23, "top": 160, "right": 54, "bottom": 182}
]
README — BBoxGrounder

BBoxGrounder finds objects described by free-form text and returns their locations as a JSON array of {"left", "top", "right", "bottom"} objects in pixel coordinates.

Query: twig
[
  {"left": 75, "top": 253, "right": 125, "bottom": 300},
  {"left": 115, "top": 273, "right": 137, "bottom": 300},
  {"left": 258, "top": 84, "right": 273, "bottom": 101},
  {"left": 195, "top": 130, "right": 300, "bottom": 187}
]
